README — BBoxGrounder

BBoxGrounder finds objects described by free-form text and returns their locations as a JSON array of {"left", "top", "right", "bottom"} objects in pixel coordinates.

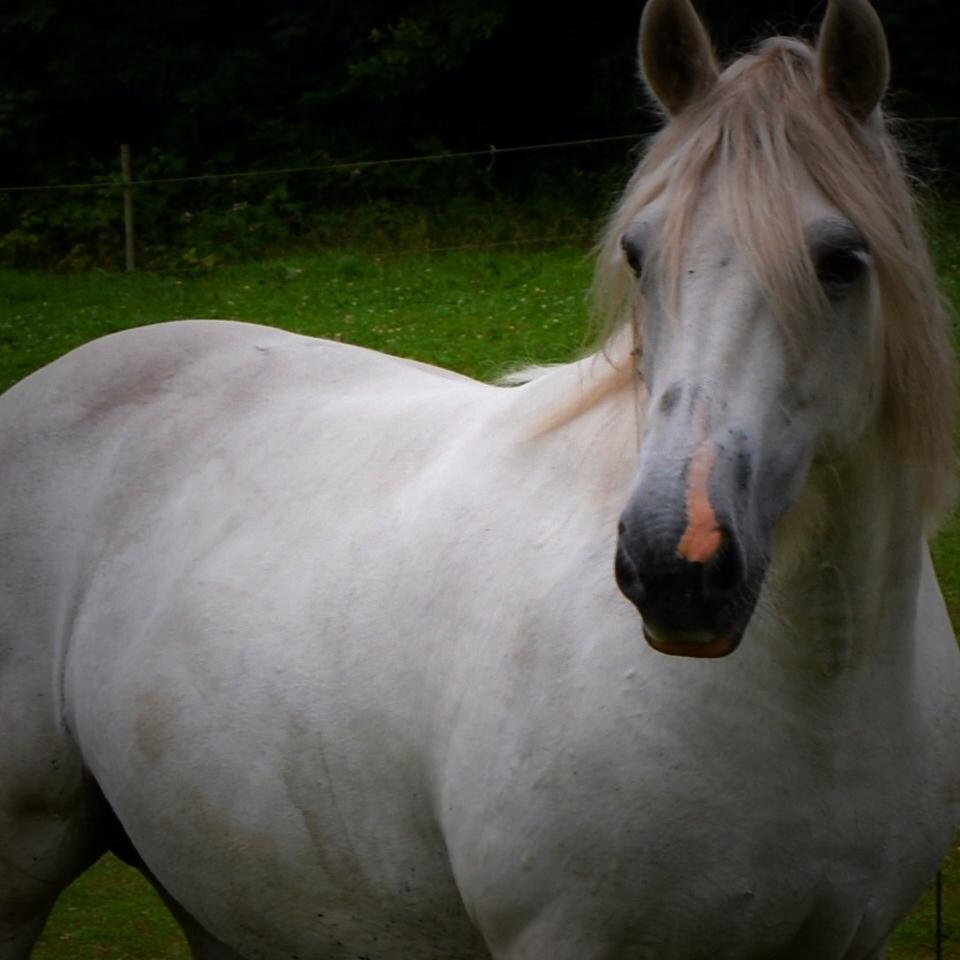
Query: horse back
[{"left": 0, "top": 317, "right": 491, "bottom": 713}]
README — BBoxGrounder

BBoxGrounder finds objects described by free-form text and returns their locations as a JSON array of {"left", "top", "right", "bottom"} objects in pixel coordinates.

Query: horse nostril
[
  {"left": 615, "top": 516, "right": 750, "bottom": 635},
  {"left": 615, "top": 539, "right": 646, "bottom": 608},
  {"left": 704, "top": 529, "right": 742, "bottom": 598}
]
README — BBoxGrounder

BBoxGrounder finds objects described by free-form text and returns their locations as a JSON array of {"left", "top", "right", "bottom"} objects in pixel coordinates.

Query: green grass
[
  {"left": 2, "top": 239, "right": 960, "bottom": 958},
  {"left": 0, "top": 250, "right": 595, "bottom": 393},
  {"left": 30, "top": 857, "right": 185, "bottom": 960}
]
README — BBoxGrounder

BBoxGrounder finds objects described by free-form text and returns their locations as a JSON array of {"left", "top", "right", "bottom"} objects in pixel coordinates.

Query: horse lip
[{"left": 642, "top": 624, "right": 744, "bottom": 659}]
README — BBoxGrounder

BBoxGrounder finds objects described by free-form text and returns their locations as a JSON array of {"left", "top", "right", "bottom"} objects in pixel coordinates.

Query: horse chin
[{"left": 642, "top": 624, "right": 744, "bottom": 659}]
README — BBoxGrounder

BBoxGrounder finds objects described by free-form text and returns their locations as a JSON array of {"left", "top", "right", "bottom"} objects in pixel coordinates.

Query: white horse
[{"left": 2, "top": 1, "right": 958, "bottom": 957}]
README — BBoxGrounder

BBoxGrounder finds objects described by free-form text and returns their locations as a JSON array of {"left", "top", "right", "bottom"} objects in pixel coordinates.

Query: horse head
[{"left": 612, "top": 0, "right": 939, "bottom": 658}]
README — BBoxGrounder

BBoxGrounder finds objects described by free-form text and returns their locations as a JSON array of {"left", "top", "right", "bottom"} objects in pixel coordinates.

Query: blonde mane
[{"left": 593, "top": 37, "right": 956, "bottom": 525}]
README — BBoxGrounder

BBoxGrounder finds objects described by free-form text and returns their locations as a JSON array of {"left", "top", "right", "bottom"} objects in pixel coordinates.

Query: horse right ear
[
  {"left": 816, "top": 0, "right": 890, "bottom": 121},
  {"left": 640, "top": 0, "right": 719, "bottom": 115}
]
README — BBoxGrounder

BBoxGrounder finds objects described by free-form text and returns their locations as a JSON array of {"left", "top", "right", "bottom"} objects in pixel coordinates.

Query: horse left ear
[
  {"left": 640, "top": 0, "right": 719, "bottom": 116},
  {"left": 816, "top": 0, "right": 890, "bottom": 121}
]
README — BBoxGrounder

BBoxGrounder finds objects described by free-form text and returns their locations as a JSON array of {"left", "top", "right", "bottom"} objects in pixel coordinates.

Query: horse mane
[{"left": 591, "top": 36, "right": 956, "bottom": 528}]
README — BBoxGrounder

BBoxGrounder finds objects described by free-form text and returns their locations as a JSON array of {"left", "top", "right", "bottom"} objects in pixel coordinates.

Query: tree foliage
[
  {"left": 0, "top": 0, "right": 956, "bottom": 266},
  {"left": 3, "top": 0, "right": 955, "bottom": 172}
]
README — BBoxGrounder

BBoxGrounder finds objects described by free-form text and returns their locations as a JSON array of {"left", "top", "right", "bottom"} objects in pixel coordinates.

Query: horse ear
[
  {"left": 817, "top": 0, "right": 890, "bottom": 121},
  {"left": 640, "top": 0, "right": 719, "bottom": 115}
]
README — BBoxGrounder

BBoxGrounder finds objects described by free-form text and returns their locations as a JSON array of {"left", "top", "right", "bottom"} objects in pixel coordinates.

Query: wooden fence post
[{"left": 121, "top": 143, "right": 135, "bottom": 272}]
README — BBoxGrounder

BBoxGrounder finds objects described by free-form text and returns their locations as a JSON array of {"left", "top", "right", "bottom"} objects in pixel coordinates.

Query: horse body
[
  {"left": 2, "top": 321, "right": 501, "bottom": 956},
  {"left": 4, "top": 1, "right": 960, "bottom": 958},
  {"left": 1, "top": 316, "right": 957, "bottom": 959}
]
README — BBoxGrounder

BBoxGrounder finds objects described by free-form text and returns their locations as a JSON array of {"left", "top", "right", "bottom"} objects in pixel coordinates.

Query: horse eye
[
  {"left": 816, "top": 246, "right": 867, "bottom": 291},
  {"left": 621, "top": 233, "right": 645, "bottom": 278}
]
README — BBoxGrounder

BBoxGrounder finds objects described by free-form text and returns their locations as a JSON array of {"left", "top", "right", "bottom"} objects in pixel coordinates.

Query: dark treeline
[{"left": 1, "top": 0, "right": 957, "bottom": 267}]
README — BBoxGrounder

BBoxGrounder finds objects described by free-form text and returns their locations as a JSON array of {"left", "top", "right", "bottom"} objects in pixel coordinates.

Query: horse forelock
[{"left": 593, "top": 35, "right": 956, "bottom": 528}]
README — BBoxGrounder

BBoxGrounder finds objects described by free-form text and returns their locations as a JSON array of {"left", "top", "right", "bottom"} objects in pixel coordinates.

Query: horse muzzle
[
  {"left": 614, "top": 525, "right": 760, "bottom": 658},
  {"left": 615, "top": 432, "right": 769, "bottom": 659}
]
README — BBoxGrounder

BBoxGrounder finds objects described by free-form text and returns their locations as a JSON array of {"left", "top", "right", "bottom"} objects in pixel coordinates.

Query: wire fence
[
  {"left": 0, "top": 134, "right": 645, "bottom": 195},
  {"left": 3, "top": 117, "right": 959, "bottom": 272},
  {"left": 0, "top": 132, "right": 650, "bottom": 271},
  {"left": 3, "top": 119, "right": 960, "bottom": 195}
]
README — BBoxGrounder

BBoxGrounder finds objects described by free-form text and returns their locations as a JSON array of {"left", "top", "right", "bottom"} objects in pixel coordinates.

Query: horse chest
[{"left": 439, "top": 654, "right": 950, "bottom": 959}]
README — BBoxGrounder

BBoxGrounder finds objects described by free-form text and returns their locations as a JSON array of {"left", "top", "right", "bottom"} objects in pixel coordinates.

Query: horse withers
[{"left": 2, "top": 1, "right": 957, "bottom": 958}]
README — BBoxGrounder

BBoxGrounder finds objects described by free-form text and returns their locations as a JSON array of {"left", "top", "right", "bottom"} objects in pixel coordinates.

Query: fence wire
[
  {"left": 2, "top": 118, "right": 959, "bottom": 195},
  {"left": 0, "top": 133, "right": 644, "bottom": 195}
]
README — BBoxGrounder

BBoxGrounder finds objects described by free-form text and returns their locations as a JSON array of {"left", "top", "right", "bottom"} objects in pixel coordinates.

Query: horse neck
[{"left": 765, "top": 431, "right": 926, "bottom": 676}]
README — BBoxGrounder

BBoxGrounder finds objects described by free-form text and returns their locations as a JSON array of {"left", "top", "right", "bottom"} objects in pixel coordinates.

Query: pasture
[{"left": 2, "top": 233, "right": 959, "bottom": 958}]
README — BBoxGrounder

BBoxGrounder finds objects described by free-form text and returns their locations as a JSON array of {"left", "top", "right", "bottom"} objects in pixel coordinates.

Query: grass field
[{"left": 2, "top": 238, "right": 960, "bottom": 958}]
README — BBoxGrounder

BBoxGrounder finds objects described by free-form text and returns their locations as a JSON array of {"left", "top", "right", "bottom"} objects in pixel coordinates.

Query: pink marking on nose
[{"left": 677, "top": 439, "right": 722, "bottom": 564}]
